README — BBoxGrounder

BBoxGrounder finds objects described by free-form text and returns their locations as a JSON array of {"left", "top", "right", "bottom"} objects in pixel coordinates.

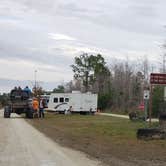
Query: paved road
[
  {"left": 98, "top": 113, "right": 129, "bottom": 119},
  {"left": 98, "top": 113, "right": 159, "bottom": 122},
  {"left": 0, "top": 110, "right": 102, "bottom": 166}
]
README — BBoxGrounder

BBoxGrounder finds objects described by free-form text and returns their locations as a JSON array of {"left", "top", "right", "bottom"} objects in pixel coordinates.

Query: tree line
[
  {"left": 0, "top": 53, "right": 164, "bottom": 116},
  {"left": 68, "top": 53, "right": 148, "bottom": 111},
  {"left": 66, "top": 53, "right": 164, "bottom": 116}
]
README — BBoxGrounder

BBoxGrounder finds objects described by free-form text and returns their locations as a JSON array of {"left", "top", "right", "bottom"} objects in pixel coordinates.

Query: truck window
[
  {"left": 54, "top": 98, "right": 58, "bottom": 103},
  {"left": 65, "top": 98, "right": 69, "bottom": 102},
  {"left": 59, "top": 97, "right": 64, "bottom": 103}
]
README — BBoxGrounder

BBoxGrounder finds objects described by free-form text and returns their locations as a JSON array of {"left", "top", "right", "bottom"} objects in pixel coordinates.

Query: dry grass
[{"left": 27, "top": 113, "right": 166, "bottom": 166}]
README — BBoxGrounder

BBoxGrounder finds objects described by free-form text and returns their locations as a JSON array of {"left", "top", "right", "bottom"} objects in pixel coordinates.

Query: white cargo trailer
[{"left": 48, "top": 91, "right": 98, "bottom": 114}]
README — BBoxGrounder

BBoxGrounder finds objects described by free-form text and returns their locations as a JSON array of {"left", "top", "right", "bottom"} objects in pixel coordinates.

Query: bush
[
  {"left": 152, "top": 86, "right": 164, "bottom": 117},
  {"left": 0, "top": 93, "right": 9, "bottom": 107},
  {"left": 98, "top": 93, "right": 112, "bottom": 110}
]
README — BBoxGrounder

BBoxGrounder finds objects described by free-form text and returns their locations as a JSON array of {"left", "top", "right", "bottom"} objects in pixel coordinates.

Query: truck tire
[
  {"left": 4, "top": 106, "right": 11, "bottom": 118},
  {"left": 26, "top": 109, "right": 33, "bottom": 119},
  {"left": 26, "top": 111, "right": 28, "bottom": 118}
]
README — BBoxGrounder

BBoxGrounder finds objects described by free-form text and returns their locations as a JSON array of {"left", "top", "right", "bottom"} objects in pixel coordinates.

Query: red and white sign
[
  {"left": 144, "top": 90, "right": 150, "bottom": 100},
  {"left": 138, "top": 102, "right": 144, "bottom": 110}
]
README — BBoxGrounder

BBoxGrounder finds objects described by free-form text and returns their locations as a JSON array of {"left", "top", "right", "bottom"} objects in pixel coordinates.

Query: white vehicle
[{"left": 48, "top": 91, "right": 98, "bottom": 114}]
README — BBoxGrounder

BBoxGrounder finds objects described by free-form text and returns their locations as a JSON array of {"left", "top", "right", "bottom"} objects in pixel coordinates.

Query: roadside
[
  {"left": 0, "top": 110, "right": 101, "bottom": 166},
  {"left": 27, "top": 113, "right": 166, "bottom": 166}
]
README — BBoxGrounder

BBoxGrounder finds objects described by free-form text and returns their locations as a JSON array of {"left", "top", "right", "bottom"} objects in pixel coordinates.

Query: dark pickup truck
[{"left": 4, "top": 89, "right": 34, "bottom": 118}]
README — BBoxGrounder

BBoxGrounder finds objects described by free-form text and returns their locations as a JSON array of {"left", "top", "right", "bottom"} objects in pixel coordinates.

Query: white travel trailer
[{"left": 48, "top": 91, "right": 98, "bottom": 114}]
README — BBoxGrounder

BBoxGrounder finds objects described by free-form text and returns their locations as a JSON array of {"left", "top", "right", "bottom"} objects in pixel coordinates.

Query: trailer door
[{"left": 70, "top": 94, "right": 82, "bottom": 112}]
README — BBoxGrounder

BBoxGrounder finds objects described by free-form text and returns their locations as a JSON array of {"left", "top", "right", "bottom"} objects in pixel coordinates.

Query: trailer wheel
[
  {"left": 59, "top": 111, "right": 64, "bottom": 114},
  {"left": 91, "top": 112, "right": 95, "bottom": 115},
  {"left": 80, "top": 112, "right": 89, "bottom": 115},
  {"left": 4, "top": 106, "right": 11, "bottom": 118}
]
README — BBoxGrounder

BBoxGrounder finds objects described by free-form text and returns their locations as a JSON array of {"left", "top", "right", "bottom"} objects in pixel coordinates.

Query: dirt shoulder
[
  {"left": 27, "top": 113, "right": 166, "bottom": 166},
  {"left": 0, "top": 110, "right": 101, "bottom": 166}
]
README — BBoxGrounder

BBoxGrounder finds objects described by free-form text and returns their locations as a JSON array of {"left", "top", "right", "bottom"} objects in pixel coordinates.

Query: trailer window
[
  {"left": 59, "top": 97, "right": 64, "bottom": 103},
  {"left": 54, "top": 98, "right": 58, "bottom": 103},
  {"left": 65, "top": 98, "right": 69, "bottom": 102}
]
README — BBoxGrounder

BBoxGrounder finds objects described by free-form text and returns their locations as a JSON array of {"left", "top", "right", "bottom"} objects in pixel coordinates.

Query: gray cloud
[
  {"left": 0, "top": 0, "right": 166, "bottom": 92},
  {"left": 0, "top": 78, "right": 60, "bottom": 93}
]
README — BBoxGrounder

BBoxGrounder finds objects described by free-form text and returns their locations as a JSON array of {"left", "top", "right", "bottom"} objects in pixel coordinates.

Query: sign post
[
  {"left": 149, "top": 85, "right": 153, "bottom": 125},
  {"left": 144, "top": 90, "right": 150, "bottom": 121},
  {"left": 164, "top": 87, "right": 166, "bottom": 101}
]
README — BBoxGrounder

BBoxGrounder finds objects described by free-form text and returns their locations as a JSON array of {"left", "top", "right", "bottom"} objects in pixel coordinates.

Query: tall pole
[
  {"left": 163, "top": 53, "right": 166, "bottom": 73},
  {"left": 144, "top": 99, "right": 148, "bottom": 120},
  {"left": 85, "top": 70, "right": 89, "bottom": 92},
  {"left": 34, "top": 70, "right": 37, "bottom": 96},
  {"left": 149, "top": 84, "right": 153, "bottom": 126}
]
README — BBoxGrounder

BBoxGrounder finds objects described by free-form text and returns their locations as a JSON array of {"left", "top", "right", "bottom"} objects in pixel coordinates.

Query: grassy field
[{"left": 27, "top": 113, "right": 166, "bottom": 166}]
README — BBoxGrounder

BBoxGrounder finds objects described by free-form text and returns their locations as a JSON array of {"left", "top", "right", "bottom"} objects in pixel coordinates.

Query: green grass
[
  {"left": 30, "top": 113, "right": 160, "bottom": 142},
  {"left": 27, "top": 113, "right": 166, "bottom": 165}
]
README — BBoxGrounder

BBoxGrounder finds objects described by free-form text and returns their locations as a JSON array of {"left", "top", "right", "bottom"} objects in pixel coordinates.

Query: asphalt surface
[
  {"left": 0, "top": 110, "right": 102, "bottom": 166},
  {"left": 98, "top": 113, "right": 129, "bottom": 119},
  {"left": 98, "top": 113, "right": 159, "bottom": 122}
]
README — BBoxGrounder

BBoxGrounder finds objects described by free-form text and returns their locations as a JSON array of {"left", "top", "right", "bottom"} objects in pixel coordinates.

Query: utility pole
[
  {"left": 85, "top": 70, "right": 89, "bottom": 92},
  {"left": 34, "top": 70, "right": 37, "bottom": 97},
  {"left": 162, "top": 53, "right": 166, "bottom": 102},
  {"left": 162, "top": 53, "right": 166, "bottom": 73}
]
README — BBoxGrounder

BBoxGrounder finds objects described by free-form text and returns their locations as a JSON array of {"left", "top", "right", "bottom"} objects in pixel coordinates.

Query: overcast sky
[{"left": 0, "top": 0, "right": 166, "bottom": 92}]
